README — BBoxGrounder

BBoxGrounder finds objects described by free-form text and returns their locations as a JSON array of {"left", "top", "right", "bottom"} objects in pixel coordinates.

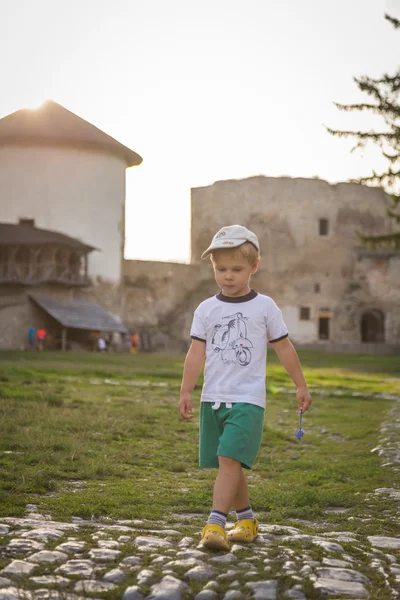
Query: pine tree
[{"left": 327, "top": 14, "right": 400, "bottom": 250}]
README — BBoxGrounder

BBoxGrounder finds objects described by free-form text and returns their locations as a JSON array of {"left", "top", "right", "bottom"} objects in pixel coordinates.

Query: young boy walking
[{"left": 179, "top": 224, "right": 312, "bottom": 551}]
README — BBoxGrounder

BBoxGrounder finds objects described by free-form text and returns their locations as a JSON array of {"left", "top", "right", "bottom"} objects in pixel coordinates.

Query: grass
[{"left": 0, "top": 349, "right": 399, "bottom": 536}]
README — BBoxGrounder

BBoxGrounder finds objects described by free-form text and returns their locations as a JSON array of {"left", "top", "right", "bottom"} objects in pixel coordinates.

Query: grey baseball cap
[{"left": 201, "top": 224, "right": 260, "bottom": 259}]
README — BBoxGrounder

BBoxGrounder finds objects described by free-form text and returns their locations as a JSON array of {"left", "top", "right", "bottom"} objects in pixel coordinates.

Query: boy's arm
[
  {"left": 272, "top": 337, "right": 312, "bottom": 412},
  {"left": 179, "top": 339, "right": 206, "bottom": 420}
]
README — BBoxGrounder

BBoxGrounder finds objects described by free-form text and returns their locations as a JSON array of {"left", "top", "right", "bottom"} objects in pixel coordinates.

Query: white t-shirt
[{"left": 190, "top": 289, "right": 288, "bottom": 408}]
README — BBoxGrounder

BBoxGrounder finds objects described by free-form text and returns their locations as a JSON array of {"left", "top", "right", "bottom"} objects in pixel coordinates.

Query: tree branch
[
  {"left": 357, "top": 230, "right": 400, "bottom": 250},
  {"left": 326, "top": 127, "right": 397, "bottom": 142},
  {"left": 385, "top": 13, "right": 400, "bottom": 28},
  {"left": 327, "top": 12, "right": 400, "bottom": 250}
]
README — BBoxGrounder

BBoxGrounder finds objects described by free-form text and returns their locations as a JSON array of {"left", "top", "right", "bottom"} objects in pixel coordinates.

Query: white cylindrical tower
[{"left": 0, "top": 100, "right": 142, "bottom": 282}]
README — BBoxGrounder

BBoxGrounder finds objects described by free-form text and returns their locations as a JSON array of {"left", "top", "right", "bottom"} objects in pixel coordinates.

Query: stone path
[
  {"left": 0, "top": 505, "right": 399, "bottom": 600},
  {"left": 0, "top": 401, "right": 399, "bottom": 599}
]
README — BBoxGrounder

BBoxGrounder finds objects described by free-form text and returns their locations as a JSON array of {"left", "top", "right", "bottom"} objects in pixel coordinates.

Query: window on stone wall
[
  {"left": 318, "top": 308, "right": 332, "bottom": 340},
  {"left": 314, "top": 283, "right": 321, "bottom": 293},
  {"left": 299, "top": 306, "right": 311, "bottom": 320},
  {"left": 319, "top": 317, "right": 330, "bottom": 339},
  {"left": 319, "top": 218, "right": 329, "bottom": 236}
]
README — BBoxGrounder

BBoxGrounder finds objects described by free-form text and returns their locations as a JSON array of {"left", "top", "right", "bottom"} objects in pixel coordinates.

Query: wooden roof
[
  {"left": 30, "top": 294, "right": 127, "bottom": 333},
  {"left": 0, "top": 222, "right": 96, "bottom": 252},
  {"left": 0, "top": 100, "right": 143, "bottom": 167}
]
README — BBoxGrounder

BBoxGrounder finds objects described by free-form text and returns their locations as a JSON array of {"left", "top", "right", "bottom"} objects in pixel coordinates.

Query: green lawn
[{"left": 0, "top": 349, "right": 399, "bottom": 537}]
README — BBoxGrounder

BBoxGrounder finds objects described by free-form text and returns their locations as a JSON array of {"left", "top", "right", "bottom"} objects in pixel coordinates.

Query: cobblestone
[{"left": 0, "top": 506, "right": 399, "bottom": 598}]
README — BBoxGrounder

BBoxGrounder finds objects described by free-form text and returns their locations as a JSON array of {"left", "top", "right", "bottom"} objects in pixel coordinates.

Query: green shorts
[{"left": 199, "top": 402, "right": 265, "bottom": 470}]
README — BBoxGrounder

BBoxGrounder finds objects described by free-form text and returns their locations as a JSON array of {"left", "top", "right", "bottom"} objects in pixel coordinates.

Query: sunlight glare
[{"left": 22, "top": 97, "right": 48, "bottom": 110}]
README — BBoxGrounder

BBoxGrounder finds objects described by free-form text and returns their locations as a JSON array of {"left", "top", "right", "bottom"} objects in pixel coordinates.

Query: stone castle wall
[
  {"left": 189, "top": 176, "right": 399, "bottom": 347},
  {"left": 121, "top": 259, "right": 216, "bottom": 349},
  {"left": 190, "top": 177, "right": 390, "bottom": 263},
  {"left": 335, "top": 252, "right": 400, "bottom": 346}
]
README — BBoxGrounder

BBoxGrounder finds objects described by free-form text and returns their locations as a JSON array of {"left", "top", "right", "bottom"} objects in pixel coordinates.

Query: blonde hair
[{"left": 210, "top": 241, "right": 260, "bottom": 266}]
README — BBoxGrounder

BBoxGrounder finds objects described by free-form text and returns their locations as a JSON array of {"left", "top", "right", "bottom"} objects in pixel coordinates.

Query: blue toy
[{"left": 295, "top": 410, "right": 305, "bottom": 440}]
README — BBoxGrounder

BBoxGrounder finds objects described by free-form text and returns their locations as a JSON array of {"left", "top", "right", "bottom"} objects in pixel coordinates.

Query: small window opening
[
  {"left": 19, "top": 218, "right": 35, "bottom": 227},
  {"left": 314, "top": 283, "right": 321, "bottom": 293},
  {"left": 300, "top": 307, "right": 310, "bottom": 321},
  {"left": 318, "top": 308, "right": 332, "bottom": 340},
  {"left": 319, "top": 317, "right": 330, "bottom": 340},
  {"left": 319, "top": 218, "right": 329, "bottom": 236}
]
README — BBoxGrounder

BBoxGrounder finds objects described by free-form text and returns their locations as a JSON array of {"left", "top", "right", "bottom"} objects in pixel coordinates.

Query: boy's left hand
[{"left": 297, "top": 386, "right": 312, "bottom": 413}]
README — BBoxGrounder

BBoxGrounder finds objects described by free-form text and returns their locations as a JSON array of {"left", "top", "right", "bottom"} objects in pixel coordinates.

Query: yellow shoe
[
  {"left": 227, "top": 518, "right": 259, "bottom": 543},
  {"left": 201, "top": 523, "right": 230, "bottom": 551}
]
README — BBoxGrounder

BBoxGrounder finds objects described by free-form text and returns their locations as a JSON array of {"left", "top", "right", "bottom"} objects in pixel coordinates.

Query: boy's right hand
[
  {"left": 179, "top": 392, "right": 194, "bottom": 420},
  {"left": 297, "top": 386, "right": 312, "bottom": 413}
]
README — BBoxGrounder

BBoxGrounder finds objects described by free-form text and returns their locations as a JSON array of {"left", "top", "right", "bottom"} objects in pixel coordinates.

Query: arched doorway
[{"left": 361, "top": 310, "right": 385, "bottom": 343}]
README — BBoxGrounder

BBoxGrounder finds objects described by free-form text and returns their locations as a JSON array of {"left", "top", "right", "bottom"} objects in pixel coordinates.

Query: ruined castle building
[
  {"left": 0, "top": 100, "right": 142, "bottom": 282},
  {"left": 190, "top": 177, "right": 400, "bottom": 349}
]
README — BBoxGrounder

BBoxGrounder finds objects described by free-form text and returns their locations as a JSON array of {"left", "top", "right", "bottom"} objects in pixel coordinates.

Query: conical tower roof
[{"left": 0, "top": 100, "right": 142, "bottom": 167}]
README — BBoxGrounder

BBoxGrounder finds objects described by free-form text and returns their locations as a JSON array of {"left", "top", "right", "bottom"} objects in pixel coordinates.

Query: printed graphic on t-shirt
[{"left": 211, "top": 311, "right": 253, "bottom": 366}]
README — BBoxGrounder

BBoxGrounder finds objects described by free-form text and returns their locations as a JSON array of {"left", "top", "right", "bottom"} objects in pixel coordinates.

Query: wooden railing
[{"left": 0, "top": 261, "right": 91, "bottom": 286}]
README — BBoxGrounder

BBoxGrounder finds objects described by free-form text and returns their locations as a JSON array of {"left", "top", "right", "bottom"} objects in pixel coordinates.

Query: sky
[{"left": 0, "top": 0, "right": 399, "bottom": 262}]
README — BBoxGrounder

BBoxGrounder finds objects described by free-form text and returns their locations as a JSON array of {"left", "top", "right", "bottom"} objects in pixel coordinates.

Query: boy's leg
[
  {"left": 212, "top": 455, "right": 243, "bottom": 514},
  {"left": 232, "top": 467, "right": 250, "bottom": 512},
  {"left": 227, "top": 464, "right": 258, "bottom": 543},
  {"left": 214, "top": 459, "right": 255, "bottom": 522},
  {"left": 201, "top": 456, "right": 242, "bottom": 552},
  {"left": 232, "top": 470, "right": 255, "bottom": 521},
  {"left": 210, "top": 457, "right": 258, "bottom": 545}
]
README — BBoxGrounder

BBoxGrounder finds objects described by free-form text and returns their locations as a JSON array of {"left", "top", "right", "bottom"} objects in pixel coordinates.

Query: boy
[{"left": 179, "top": 224, "right": 312, "bottom": 551}]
